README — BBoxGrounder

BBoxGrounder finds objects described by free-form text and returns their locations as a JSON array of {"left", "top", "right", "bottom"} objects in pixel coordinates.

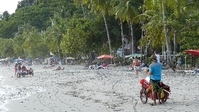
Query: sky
[{"left": 0, "top": 0, "right": 22, "bottom": 14}]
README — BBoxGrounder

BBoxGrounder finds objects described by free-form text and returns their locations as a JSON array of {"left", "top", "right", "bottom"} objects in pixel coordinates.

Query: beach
[{"left": 0, "top": 64, "right": 199, "bottom": 112}]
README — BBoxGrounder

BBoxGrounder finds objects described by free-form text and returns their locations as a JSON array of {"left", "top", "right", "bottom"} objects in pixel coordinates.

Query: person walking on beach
[
  {"left": 154, "top": 51, "right": 161, "bottom": 63},
  {"left": 132, "top": 56, "right": 141, "bottom": 77},
  {"left": 14, "top": 62, "right": 18, "bottom": 76},
  {"left": 17, "top": 62, "right": 22, "bottom": 75},
  {"left": 176, "top": 56, "right": 182, "bottom": 69},
  {"left": 148, "top": 55, "right": 162, "bottom": 106}
]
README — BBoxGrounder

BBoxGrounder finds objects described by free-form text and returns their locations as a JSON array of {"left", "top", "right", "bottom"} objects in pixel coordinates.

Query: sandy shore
[{"left": 1, "top": 64, "right": 199, "bottom": 112}]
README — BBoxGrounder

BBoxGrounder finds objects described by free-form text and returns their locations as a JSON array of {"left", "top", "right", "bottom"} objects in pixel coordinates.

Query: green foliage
[
  {"left": 13, "top": 24, "right": 50, "bottom": 58},
  {"left": 0, "top": 38, "right": 14, "bottom": 57},
  {"left": 0, "top": 0, "right": 199, "bottom": 61}
]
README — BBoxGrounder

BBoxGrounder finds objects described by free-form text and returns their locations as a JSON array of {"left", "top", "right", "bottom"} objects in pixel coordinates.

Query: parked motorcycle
[{"left": 139, "top": 77, "right": 171, "bottom": 104}]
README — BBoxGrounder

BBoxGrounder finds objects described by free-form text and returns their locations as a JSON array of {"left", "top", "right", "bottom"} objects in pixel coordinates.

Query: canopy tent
[
  {"left": 125, "top": 53, "right": 144, "bottom": 58},
  {"left": 184, "top": 49, "right": 199, "bottom": 70},
  {"left": 175, "top": 52, "right": 185, "bottom": 56}
]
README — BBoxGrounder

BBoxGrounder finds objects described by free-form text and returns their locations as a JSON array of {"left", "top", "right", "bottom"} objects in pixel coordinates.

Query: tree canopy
[{"left": 0, "top": 0, "right": 198, "bottom": 63}]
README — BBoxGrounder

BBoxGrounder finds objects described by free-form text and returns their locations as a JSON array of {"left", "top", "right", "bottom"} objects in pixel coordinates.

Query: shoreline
[{"left": 1, "top": 64, "right": 199, "bottom": 112}]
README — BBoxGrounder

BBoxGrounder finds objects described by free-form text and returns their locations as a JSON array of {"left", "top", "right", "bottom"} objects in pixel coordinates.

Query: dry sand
[{"left": 1, "top": 64, "right": 199, "bottom": 112}]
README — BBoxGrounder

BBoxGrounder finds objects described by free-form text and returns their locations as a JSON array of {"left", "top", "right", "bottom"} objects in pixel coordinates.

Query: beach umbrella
[
  {"left": 125, "top": 53, "right": 144, "bottom": 58},
  {"left": 184, "top": 49, "right": 199, "bottom": 56},
  {"left": 15, "top": 57, "right": 23, "bottom": 63},
  {"left": 97, "top": 54, "right": 114, "bottom": 59}
]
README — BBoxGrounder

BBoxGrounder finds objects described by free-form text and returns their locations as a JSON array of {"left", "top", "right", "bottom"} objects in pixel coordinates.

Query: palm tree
[
  {"left": 81, "top": 0, "right": 113, "bottom": 55},
  {"left": 141, "top": 0, "right": 184, "bottom": 66},
  {"left": 139, "top": 0, "right": 199, "bottom": 70},
  {"left": 46, "top": 13, "right": 68, "bottom": 59},
  {"left": 74, "top": 0, "right": 87, "bottom": 18},
  {"left": 111, "top": 0, "right": 143, "bottom": 54}
]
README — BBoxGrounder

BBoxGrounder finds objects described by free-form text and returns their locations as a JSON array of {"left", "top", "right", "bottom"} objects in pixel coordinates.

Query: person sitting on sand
[
  {"left": 22, "top": 65, "right": 27, "bottom": 71},
  {"left": 21, "top": 65, "right": 33, "bottom": 74},
  {"left": 97, "top": 63, "right": 104, "bottom": 69},
  {"left": 101, "top": 63, "right": 108, "bottom": 69},
  {"left": 144, "top": 67, "right": 149, "bottom": 74},
  {"left": 54, "top": 66, "right": 65, "bottom": 71},
  {"left": 61, "top": 67, "right": 65, "bottom": 70},
  {"left": 55, "top": 66, "right": 61, "bottom": 70},
  {"left": 43, "top": 66, "right": 48, "bottom": 69},
  {"left": 43, "top": 64, "right": 56, "bottom": 69}
]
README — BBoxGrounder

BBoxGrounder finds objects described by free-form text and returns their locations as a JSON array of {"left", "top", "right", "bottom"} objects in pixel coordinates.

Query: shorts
[
  {"left": 150, "top": 79, "right": 161, "bottom": 92},
  {"left": 178, "top": 63, "right": 182, "bottom": 67},
  {"left": 134, "top": 66, "right": 140, "bottom": 70}
]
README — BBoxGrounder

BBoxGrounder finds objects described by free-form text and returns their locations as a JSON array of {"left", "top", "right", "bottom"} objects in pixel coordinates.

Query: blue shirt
[{"left": 149, "top": 61, "right": 162, "bottom": 80}]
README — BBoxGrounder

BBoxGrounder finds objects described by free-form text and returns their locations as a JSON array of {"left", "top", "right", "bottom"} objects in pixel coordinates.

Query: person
[
  {"left": 141, "top": 60, "right": 148, "bottom": 67},
  {"left": 154, "top": 51, "right": 161, "bottom": 63},
  {"left": 193, "top": 68, "right": 199, "bottom": 75},
  {"left": 14, "top": 62, "right": 18, "bottom": 76},
  {"left": 54, "top": 66, "right": 65, "bottom": 71},
  {"left": 21, "top": 64, "right": 33, "bottom": 74},
  {"left": 55, "top": 66, "right": 61, "bottom": 70},
  {"left": 132, "top": 56, "right": 141, "bottom": 77},
  {"left": 148, "top": 55, "right": 162, "bottom": 106},
  {"left": 17, "top": 62, "right": 22, "bottom": 75},
  {"left": 101, "top": 63, "right": 108, "bottom": 69},
  {"left": 21, "top": 65, "right": 27, "bottom": 72},
  {"left": 130, "top": 57, "right": 135, "bottom": 70},
  {"left": 176, "top": 56, "right": 182, "bottom": 69}
]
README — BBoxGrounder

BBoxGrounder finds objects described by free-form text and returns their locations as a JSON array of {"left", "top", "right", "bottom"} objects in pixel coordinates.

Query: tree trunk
[
  {"left": 173, "top": 32, "right": 177, "bottom": 54},
  {"left": 120, "top": 20, "right": 125, "bottom": 63},
  {"left": 130, "top": 20, "right": 135, "bottom": 54},
  {"left": 80, "top": 3, "right": 86, "bottom": 18},
  {"left": 162, "top": 0, "right": 174, "bottom": 71},
  {"left": 57, "top": 35, "right": 62, "bottom": 64},
  {"left": 102, "top": 13, "right": 112, "bottom": 56}
]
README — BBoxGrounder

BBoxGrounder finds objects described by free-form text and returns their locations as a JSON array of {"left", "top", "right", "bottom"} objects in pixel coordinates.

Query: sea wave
[{"left": 0, "top": 76, "right": 45, "bottom": 112}]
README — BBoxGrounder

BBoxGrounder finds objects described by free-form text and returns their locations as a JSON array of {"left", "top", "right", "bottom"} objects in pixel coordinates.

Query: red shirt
[{"left": 22, "top": 66, "right": 27, "bottom": 71}]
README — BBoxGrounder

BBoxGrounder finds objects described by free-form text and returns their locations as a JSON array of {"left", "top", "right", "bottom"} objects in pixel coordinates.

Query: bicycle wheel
[{"left": 140, "top": 88, "right": 148, "bottom": 104}]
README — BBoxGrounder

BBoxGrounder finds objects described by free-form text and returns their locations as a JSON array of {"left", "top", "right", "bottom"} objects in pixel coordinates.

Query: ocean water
[{"left": 0, "top": 75, "right": 45, "bottom": 112}]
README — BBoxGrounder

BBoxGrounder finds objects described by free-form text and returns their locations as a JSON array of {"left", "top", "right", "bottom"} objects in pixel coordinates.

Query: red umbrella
[
  {"left": 184, "top": 49, "right": 199, "bottom": 56},
  {"left": 97, "top": 54, "right": 114, "bottom": 59}
]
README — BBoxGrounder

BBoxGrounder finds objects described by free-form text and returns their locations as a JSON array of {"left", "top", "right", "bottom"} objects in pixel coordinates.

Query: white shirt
[{"left": 155, "top": 54, "right": 160, "bottom": 63}]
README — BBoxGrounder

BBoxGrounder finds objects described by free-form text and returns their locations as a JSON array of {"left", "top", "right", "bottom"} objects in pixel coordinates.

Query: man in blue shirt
[{"left": 148, "top": 55, "right": 162, "bottom": 106}]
